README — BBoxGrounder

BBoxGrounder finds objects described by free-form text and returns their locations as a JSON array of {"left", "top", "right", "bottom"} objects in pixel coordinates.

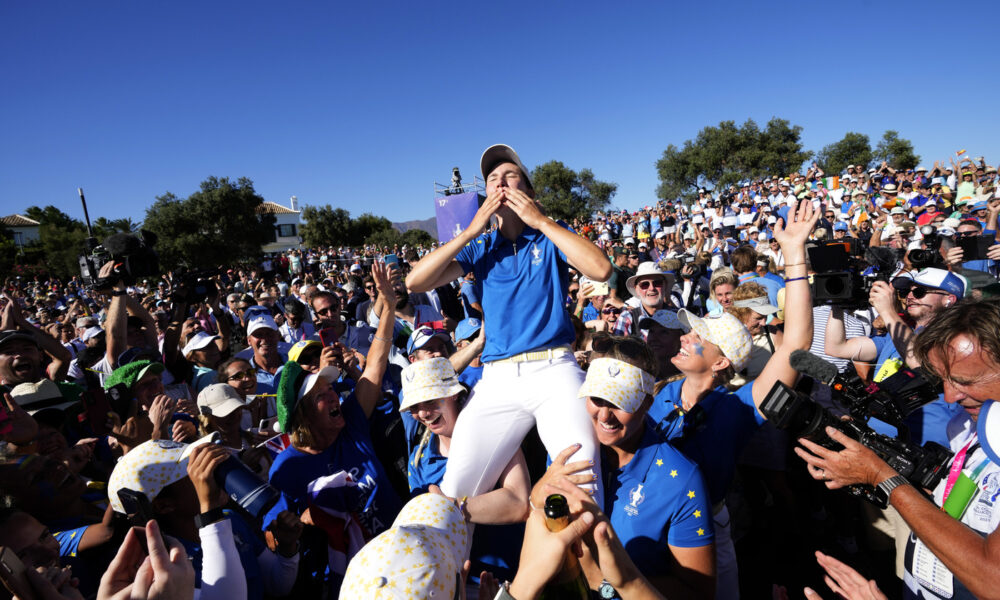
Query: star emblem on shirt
[
  {"left": 655, "top": 459, "right": 664, "bottom": 467},
  {"left": 670, "top": 470, "right": 678, "bottom": 478},
  {"left": 697, "top": 528, "right": 705, "bottom": 536},
  {"left": 693, "top": 510, "right": 702, "bottom": 518},
  {"left": 687, "top": 490, "right": 696, "bottom": 499}
]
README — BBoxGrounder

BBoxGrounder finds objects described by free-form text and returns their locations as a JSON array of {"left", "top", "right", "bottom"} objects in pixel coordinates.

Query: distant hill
[{"left": 393, "top": 217, "right": 436, "bottom": 236}]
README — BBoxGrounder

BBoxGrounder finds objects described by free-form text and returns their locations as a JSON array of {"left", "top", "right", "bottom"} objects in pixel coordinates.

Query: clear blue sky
[{"left": 3, "top": 0, "right": 998, "bottom": 226}]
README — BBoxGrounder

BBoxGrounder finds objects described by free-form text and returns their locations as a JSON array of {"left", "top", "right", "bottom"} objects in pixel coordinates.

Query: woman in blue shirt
[
  {"left": 399, "top": 357, "right": 530, "bottom": 585},
  {"left": 268, "top": 262, "right": 401, "bottom": 538},
  {"left": 647, "top": 199, "right": 818, "bottom": 599},
  {"left": 533, "top": 340, "right": 716, "bottom": 599}
]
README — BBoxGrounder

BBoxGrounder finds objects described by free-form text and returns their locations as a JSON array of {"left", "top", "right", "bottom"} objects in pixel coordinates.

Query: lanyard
[{"left": 942, "top": 438, "right": 975, "bottom": 503}]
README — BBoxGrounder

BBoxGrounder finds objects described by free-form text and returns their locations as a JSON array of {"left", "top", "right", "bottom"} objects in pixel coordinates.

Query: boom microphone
[
  {"left": 103, "top": 233, "right": 143, "bottom": 256},
  {"left": 789, "top": 350, "right": 838, "bottom": 385}
]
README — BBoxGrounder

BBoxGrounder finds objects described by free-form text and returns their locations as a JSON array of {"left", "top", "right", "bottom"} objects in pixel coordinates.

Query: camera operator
[
  {"left": 825, "top": 268, "right": 966, "bottom": 447},
  {"left": 796, "top": 300, "right": 1000, "bottom": 600}
]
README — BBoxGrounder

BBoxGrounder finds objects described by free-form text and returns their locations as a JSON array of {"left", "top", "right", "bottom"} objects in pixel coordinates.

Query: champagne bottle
[{"left": 539, "top": 494, "right": 591, "bottom": 600}]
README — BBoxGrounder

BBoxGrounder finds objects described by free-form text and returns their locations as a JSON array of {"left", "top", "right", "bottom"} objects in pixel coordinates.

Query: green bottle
[{"left": 539, "top": 494, "right": 592, "bottom": 600}]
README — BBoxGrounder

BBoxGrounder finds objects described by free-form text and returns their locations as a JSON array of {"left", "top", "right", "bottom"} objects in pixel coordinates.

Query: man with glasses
[
  {"left": 825, "top": 268, "right": 967, "bottom": 448},
  {"left": 354, "top": 275, "right": 378, "bottom": 323},
  {"left": 613, "top": 262, "right": 680, "bottom": 337}
]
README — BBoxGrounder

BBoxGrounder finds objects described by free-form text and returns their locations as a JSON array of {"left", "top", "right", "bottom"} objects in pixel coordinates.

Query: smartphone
[
  {"left": 0, "top": 547, "right": 32, "bottom": 600},
  {"left": 318, "top": 327, "right": 339, "bottom": 347},
  {"left": 958, "top": 236, "right": 993, "bottom": 261},
  {"left": 117, "top": 488, "right": 161, "bottom": 551},
  {"left": 586, "top": 282, "right": 610, "bottom": 297},
  {"left": 384, "top": 254, "right": 399, "bottom": 270}
]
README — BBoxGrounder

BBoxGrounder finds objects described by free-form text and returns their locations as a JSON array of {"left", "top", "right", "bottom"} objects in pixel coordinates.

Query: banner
[{"left": 434, "top": 191, "right": 481, "bottom": 243}]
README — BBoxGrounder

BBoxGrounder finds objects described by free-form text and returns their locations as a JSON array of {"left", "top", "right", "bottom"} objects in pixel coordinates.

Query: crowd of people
[{"left": 2, "top": 145, "right": 1000, "bottom": 600}]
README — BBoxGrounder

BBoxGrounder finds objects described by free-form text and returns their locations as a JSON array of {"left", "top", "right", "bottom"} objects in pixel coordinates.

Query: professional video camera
[
  {"left": 79, "top": 231, "right": 160, "bottom": 289},
  {"left": 808, "top": 241, "right": 900, "bottom": 308},
  {"left": 76, "top": 188, "right": 160, "bottom": 289},
  {"left": 760, "top": 350, "right": 951, "bottom": 507},
  {"left": 679, "top": 256, "right": 704, "bottom": 280},
  {"left": 908, "top": 225, "right": 947, "bottom": 270}
]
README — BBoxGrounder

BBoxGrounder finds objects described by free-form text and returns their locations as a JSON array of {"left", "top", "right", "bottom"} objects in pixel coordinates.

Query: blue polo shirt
[
  {"left": 401, "top": 413, "right": 522, "bottom": 583},
  {"left": 582, "top": 304, "right": 600, "bottom": 322},
  {"left": 267, "top": 393, "right": 401, "bottom": 537},
  {"left": 650, "top": 379, "right": 764, "bottom": 504},
  {"left": 456, "top": 221, "right": 576, "bottom": 362},
  {"left": 603, "top": 421, "right": 713, "bottom": 579}
]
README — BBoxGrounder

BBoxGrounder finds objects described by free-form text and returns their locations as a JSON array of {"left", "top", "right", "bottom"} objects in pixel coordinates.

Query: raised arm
[
  {"left": 355, "top": 261, "right": 397, "bottom": 418},
  {"left": 752, "top": 200, "right": 819, "bottom": 413}
]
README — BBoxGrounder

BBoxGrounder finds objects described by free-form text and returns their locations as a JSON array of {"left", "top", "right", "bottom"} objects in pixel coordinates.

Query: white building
[
  {"left": 257, "top": 196, "right": 302, "bottom": 253},
  {"left": 1, "top": 214, "right": 41, "bottom": 249}
]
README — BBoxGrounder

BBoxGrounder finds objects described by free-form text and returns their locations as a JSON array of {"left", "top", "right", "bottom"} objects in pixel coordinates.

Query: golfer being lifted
[{"left": 407, "top": 144, "right": 612, "bottom": 505}]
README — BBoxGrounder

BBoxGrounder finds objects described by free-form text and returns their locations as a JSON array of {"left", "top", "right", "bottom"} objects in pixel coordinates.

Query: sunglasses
[
  {"left": 602, "top": 307, "right": 622, "bottom": 315},
  {"left": 903, "top": 286, "right": 948, "bottom": 299},
  {"left": 637, "top": 279, "right": 665, "bottom": 290},
  {"left": 227, "top": 368, "right": 256, "bottom": 382}
]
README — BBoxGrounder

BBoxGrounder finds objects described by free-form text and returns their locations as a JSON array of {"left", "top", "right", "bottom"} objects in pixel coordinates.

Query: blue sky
[{"left": 2, "top": 1, "right": 998, "bottom": 226}]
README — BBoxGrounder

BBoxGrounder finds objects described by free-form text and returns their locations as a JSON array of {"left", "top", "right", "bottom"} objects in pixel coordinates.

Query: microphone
[
  {"left": 102, "top": 233, "right": 142, "bottom": 256},
  {"left": 789, "top": 350, "right": 838, "bottom": 385}
]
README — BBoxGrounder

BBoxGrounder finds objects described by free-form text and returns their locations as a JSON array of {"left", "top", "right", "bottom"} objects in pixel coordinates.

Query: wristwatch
[
  {"left": 874, "top": 474, "right": 908, "bottom": 505},
  {"left": 194, "top": 507, "right": 226, "bottom": 529}
]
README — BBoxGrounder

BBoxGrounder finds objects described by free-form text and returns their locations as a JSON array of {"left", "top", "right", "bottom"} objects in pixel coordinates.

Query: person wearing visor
[
  {"left": 726, "top": 282, "right": 782, "bottom": 388},
  {"left": 406, "top": 144, "right": 613, "bottom": 507},
  {"left": 399, "top": 357, "right": 529, "bottom": 589},
  {"left": 647, "top": 199, "right": 817, "bottom": 598},
  {"left": 534, "top": 338, "right": 715, "bottom": 599},
  {"left": 183, "top": 331, "right": 222, "bottom": 394}
]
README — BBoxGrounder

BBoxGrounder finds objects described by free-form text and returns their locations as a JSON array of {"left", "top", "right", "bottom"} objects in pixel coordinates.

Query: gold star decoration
[
  {"left": 697, "top": 528, "right": 705, "bottom": 536},
  {"left": 687, "top": 490, "right": 695, "bottom": 499},
  {"left": 670, "top": 469, "right": 678, "bottom": 478},
  {"left": 693, "top": 510, "right": 701, "bottom": 518},
  {"left": 656, "top": 459, "right": 664, "bottom": 467}
]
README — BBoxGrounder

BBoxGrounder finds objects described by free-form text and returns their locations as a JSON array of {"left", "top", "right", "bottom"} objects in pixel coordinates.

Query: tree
[
  {"left": 92, "top": 217, "right": 139, "bottom": 240},
  {"left": 23, "top": 205, "right": 88, "bottom": 278},
  {"left": 401, "top": 228, "right": 435, "bottom": 247},
  {"left": 530, "top": 161, "right": 617, "bottom": 221},
  {"left": 873, "top": 130, "right": 920, "bottom": 170},
  {"left": 300, "top": 205, "right": 352, "bottom": 247},
  {"left": 143, "top": 176, "right": 276, "bottom": 270},
  {"left": 655, "top": 118, "right": 813, "bottom": 201},
  {"left": 349, "top": 213, "right": 393, "bottom": 247},
  {"left": 816, "top": 132, "right": 873, "bottom": 174}
]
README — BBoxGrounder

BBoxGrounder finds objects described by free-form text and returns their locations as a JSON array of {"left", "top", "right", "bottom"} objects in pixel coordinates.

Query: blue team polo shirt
[
  {"left": 401, "top": 412, "right": 522, "bottom": 583},
  {"left": 582, "top": 304, "right": 600, "bottom": 322},
  {"left": 455, "top": 221, "right": 576, "bottom": 362},
  {"left": 603, "top": 421, "right": 714, "bottom": 580},
  {"left": 267, "top": 393, "right": 402, "bottom": 537},
  {"left": 650, "top": 379, "right": 764, "bottom": 505}
]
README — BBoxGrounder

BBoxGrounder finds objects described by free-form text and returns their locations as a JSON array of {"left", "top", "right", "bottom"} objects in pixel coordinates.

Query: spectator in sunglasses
[{"left": 613, "top": 262, "right": 681, "bottom": 339}]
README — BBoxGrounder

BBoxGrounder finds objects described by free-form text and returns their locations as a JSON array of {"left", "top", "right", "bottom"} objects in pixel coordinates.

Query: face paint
[{"left": 693, "top": 343, "right": 705, "bottom": 357}]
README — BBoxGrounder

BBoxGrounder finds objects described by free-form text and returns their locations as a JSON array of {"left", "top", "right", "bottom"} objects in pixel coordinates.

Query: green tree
[
  {"left": 143, "top": 176, "right": 276, "bottom": 270},
  {"left": 655, "top": 117, "right": 812, "bottom": 201},
  {"left": 364, "top": 228, "right": 402, "bottom": 249},
  {"left": 22, "top": 205, "right": 88, "bottom": 278},
  {"left": 300, "top": 205, "right": 352, "bottom": 247},
  {"left": 530, "top": 161, "right": 617, "bottom": 221},
  {"left": 349, "top": 213, "right": 393, "bottom": 247},
  {"left": 816, "top": 132, "right": 873, "bottom": 174},
  {"left": 0, "top": 222, "right": 16, "bottom": 276},
  {"left": 400, "top": 228, "right": 435, "bottom": 247},
  {"left": 873, "top": 130, "right": 920, "bottom": 170},
  {"left": 92, "top": 217, "right": 139, "bottom": 240}
]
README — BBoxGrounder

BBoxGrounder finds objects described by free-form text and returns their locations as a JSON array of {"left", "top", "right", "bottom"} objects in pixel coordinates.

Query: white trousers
[{"left": 440, "top": 354, "right": 603, "bottom": 507}]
